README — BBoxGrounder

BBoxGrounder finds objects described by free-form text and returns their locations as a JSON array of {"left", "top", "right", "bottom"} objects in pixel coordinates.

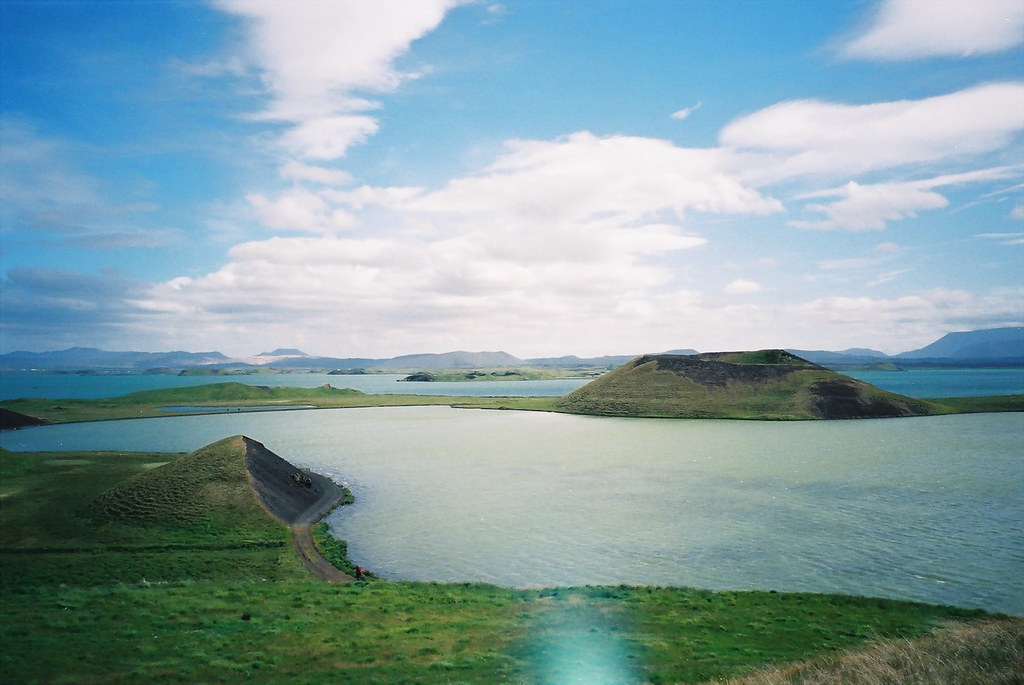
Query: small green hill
[
  {"left": 555, "top": 350, "right": 941, "bottom": 420},
  {"left": 90, "top": 436, "right": 281, "bottom": 538}
]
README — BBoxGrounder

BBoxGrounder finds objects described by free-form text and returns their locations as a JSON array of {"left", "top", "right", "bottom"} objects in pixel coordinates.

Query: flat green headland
[
  {"left": 2, "top": 438, "right": 1020, "bottom": 683},
  {"left": 0, "top": 382, "right": 560, "bottom": 425}
]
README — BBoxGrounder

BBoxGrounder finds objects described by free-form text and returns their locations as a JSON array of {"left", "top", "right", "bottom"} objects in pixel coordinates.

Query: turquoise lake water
[
  {"left": 3, "top": 406, "right": 1021, "bottom": 616},
  {"left": 2, "top": 366, "right": 1023, "bottom": 400}
]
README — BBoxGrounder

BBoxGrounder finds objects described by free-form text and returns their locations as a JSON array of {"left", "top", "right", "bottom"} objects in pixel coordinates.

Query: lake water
[
  {"left": 2, "top": 366, "right": 1022, "bottom": 400},
  {"left": 3, "top": 406, "right": 1021, "bottom": 616},
  {"left": 844, "top": 367, "right": 1024, "bottom": 399}
]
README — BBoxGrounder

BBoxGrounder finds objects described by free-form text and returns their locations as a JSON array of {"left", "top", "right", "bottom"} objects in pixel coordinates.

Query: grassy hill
[
  {"left": 556, "top": 350, "right": 944, "bottom": 420},
  {"left": 0, "top": 437, "right": 307, "bottom": 587},
  {"left": 91, "top": 436, "right": 284, "bottom": 535}
]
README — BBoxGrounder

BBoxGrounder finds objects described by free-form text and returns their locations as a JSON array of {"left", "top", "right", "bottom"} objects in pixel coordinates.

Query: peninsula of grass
[
  {"left": 400, "top": 367, "right": 579, "bottom": 382},
  {"left": 2, "top": 438, "right": 1020, "bottom": 683},
  {"left": 0, "top": 382, "right": 560, "bottom": 425},
  {"left": 2, "top": 372, "right": 1020, "bottom": 430}
]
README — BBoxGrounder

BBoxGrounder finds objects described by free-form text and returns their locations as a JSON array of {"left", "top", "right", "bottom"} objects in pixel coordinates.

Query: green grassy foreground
[{"left": 2, "top": 442, "right": 1018, "bottom": 683}]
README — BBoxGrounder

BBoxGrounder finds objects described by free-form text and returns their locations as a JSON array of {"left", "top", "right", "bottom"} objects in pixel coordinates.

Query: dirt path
[
  {"left": 289, "top": 471, "right": 354, "bottom": 582},
  {"left": 242, "top": 437, "right": 355, "bottom": 583}
]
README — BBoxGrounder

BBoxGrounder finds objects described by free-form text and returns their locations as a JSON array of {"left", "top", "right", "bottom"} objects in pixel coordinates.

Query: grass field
[
  {"left": 2, "top": 441, "right": 1020, "bottom": 683},
  {"left": 0, "top": 382, "right": 561, "bottom": 424}
]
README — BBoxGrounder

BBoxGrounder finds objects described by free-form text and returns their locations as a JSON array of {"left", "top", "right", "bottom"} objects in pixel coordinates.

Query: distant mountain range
[
  {"left": 789, "top": 327, "right": 1024, "bottom": 366},
  {"left": 1, "top": 328, "right": 1021, "bottom": 372}
]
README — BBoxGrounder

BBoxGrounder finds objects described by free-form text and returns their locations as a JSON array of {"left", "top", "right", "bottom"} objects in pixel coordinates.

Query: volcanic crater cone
[
  {"left": 91, "top": 435, "right": 340, "bottom": 529},
  {"left": 555, "top": 350, "right": 939, "bottom": 420}
]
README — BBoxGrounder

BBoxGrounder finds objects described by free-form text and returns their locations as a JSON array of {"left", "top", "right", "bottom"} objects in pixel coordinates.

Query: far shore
[{"left": 1, "top": 383, "right": 1022, "bottom": 429}]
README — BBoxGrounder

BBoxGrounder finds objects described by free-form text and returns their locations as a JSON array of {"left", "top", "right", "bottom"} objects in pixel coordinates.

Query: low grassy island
[{"left": 556, "top": 350, "right": 948, "bottom": 420}]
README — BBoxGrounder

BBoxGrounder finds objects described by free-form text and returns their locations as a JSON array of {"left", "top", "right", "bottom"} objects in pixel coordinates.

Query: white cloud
[
  {"left": 279, "top": 115, "right": 379, "bottom": 160},
  {"left": 792, "top": 181, "right": 948, "bottom": 231},
  {"left": 840, "top": 0, "right": 1024, "bottom": 61},
  {"left": 215, "top": 0, "right": 462, "bottom": 158},
  {"left": 279, "top": 161, "right": 354, "bottom": 186},
  {"left": 974, "top": 232, "right": 1024, "bottom": 246},
  {"left": 791, "top": 168, "right": 1021, "bottom": 230},
  {"left": 412, "top": 131, "right": 783, "bottom": 221},
  {"left": 133, "top": 247, "right": 1024, "bottom": 356},
  {"left": 724, "top": 279, "right": 762, "bottom": 294},
  {"left": 867, "top": 269, "right": 909, "bottom": 287},
  {"left": 671, "top": 102, "right": 702, "bottom": 120},
  {"left": 246, "top": 187, "right": 357, "bottom": 234},
  {"left": 322, "top": 185, "right": 425, "bottom": 210},
  {"left": 1012, "top": 204, "right": 1024, "bottom": 220},
  {"left": 482, "top": 3, "right": 507, "bottom": 24},
  {"left": 788, "top": 288, "right": 1023, "bottom": 353},
  {"left": 720, "top": 83, "right": 1024, "bottom": 182}
]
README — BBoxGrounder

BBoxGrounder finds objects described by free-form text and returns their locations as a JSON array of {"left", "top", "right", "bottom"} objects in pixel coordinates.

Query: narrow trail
[
  {"left": 242, "top": 436, "right": 355, "bottom": 583},
  {"left": 289, "top": 471, "right": 354, "bottom": 582}
]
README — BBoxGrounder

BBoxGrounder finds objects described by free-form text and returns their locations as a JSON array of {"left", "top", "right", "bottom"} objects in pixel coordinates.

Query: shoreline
[
  {"left": 1, "top": 389, "right": 1022, "bottom": 429},
  {"left": 242, "top": 436, "right": 354, "bottom": 582}
]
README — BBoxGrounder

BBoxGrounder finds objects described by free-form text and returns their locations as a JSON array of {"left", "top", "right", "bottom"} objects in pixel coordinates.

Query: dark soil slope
[
  {"left": 0, "top": 408, "right": 50, "bottom": 430},
  {"left": 556, "top": 350, "right": 940, "bottom": 420},
  {"left": 243, "top": 436, "right": 340, "bottom": 525}
]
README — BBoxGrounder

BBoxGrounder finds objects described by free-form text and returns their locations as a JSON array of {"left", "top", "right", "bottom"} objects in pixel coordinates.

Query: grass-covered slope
[
  {"left": 556, "top": 350, "right": 943, "bottom": 420},
  {"left": 0, "top": 381, "right": 513, "bottom": 424},
  {"left": 0, "top": 437, "right": 314, "bottom": 587},
  {"left": 2, "top": 441, "right": 1019, "bottom": 683},
  {"left": 91, "top": 436, "right": 282, "bottom": 534}
]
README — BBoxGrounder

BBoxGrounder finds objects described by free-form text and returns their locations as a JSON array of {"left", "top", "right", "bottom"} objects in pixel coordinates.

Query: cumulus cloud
[
  {"left": 215, "top": 0, "right": 461, "bottom": 159},
  {"left": 725, "top": 279, "right": 762, "bottom": 294},
  {"left": 793, "top": 180, "right": 948, "bottom": 231},
  {"left": 789, "top": 288, "right": 1023, "bottom": 352},
  {"left": 412, "top": 131, "right": 783, "bottom": 221},
  {"left": 246, "top": 187, "right": 358, "bottom": 234},
  {"left": 720, "top": 83, "right": 1024, "bottom": 182},
  {"left": 278, "top": 115, "right": 379, "bottom": 160},
  {"left": 840, "top": 0, "right": 1024, "bottom": 61},
  {"left": 127, "top": 101, "right": 1022, "bottom": 355},
  {"left": 322, "top": 185, "right": 425, "bottom": 210},
  {"left": 279, "top": 161, "right": 354, "bottom": 186},
  {"left": 791, "top": 168, "right": 1021, "bottom": 230},
  {"left": 128, "top": 250, "right": 1024, "bottom": 356}
]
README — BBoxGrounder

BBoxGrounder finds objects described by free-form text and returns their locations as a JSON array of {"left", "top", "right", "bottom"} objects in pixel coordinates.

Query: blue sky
[{"left": 1, "top": 0, "right": 1022, "bottom": 358}]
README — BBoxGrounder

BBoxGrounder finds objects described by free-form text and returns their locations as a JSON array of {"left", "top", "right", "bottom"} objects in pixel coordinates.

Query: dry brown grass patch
[{"left": 719, "top": 619, "right": 1024, "bottom": 685}]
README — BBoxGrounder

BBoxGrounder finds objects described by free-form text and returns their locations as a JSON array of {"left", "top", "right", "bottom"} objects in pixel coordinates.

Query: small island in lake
[{"left": 556, "top": 350, "right": 943, "bottom": 420}]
